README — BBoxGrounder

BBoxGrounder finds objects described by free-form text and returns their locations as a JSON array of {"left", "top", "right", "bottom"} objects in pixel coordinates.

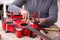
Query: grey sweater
[{"left": 8, "top": 0, "right": 58, "bottom": 27}]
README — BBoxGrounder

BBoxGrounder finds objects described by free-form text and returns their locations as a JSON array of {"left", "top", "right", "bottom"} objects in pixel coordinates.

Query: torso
[{"left": 24, "top": 0, "right": 53, "bottom": 18}]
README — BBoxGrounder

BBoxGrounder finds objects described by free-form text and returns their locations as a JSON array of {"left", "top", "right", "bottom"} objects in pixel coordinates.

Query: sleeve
[
  {"left": 8, "top": 0, "right": 25, "bottom": 14},
  {"left": 46, "top": 0, "right": 58, "bottom": 23}
]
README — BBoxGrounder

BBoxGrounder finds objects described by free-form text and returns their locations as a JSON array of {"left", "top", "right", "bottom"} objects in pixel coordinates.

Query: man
[{"left": 8, "top": 0, "right": 58, "bottom": 27}]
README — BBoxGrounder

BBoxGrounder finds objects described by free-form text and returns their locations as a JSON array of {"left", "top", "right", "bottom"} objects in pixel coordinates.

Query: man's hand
[
  {"left": 39, "top": 18, "right": 46, "bottom": 24},
  {"left": 31, "top": 18, "right": 46, "bottom": 24},
  {"left": 19, "top": 8, "right": 29, "bottom": 21}
]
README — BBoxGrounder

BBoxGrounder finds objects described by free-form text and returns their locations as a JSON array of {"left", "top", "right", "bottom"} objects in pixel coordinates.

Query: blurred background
[
  {"left": 56, "top": 0, "right": 60, "bottom": 28},
  {"left": 0, "top": 0, "right": 3, "bottom": 19}
]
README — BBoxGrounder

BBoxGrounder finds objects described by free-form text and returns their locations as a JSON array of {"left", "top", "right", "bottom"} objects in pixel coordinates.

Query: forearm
[
  {"left": 8, "top": 0, "right": 25, "bottom": 14},
  {"left": 46, "top": 15, "right": 58, "bottom": 23},
  {"left": 39, "top": 15, "right": 57, "bottom": 24},
  {"left": 8, "top": 5, "right": 20, "bottom": 15},
  {"left": 37, "top": 15, "right": 57, "bottom": 25}
]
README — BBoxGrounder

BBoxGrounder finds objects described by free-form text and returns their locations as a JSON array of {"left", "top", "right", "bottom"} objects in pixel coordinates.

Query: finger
[
  {"left": 22, "top": 14, "right": 25, "bottom": 19},
  {"left": 25, "top": 13, "right": 29, "bottom": 23},
  {"left": 25, "top": 13, "right": 27, "bottom": 21},
  {"left": 27, "top": 13, "right": 29, "bottom": 20}
]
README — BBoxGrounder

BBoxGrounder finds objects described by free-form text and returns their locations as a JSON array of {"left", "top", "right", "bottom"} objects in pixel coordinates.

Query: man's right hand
[{"left": 19, "top": 8, "right": 29, "bottom": 21}]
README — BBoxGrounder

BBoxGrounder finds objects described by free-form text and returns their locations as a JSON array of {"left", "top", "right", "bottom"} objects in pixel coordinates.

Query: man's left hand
[{"left": 39, "top": 18, "right": 46, "bottom": 24}]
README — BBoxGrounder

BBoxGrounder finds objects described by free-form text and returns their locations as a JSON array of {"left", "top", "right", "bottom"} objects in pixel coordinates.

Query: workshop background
[
  {"left": 56, "top": 0, "right": 60, "bottom": 28},
  {"left": 0, "top": 0, "right": 60, "bottom": 40}
]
